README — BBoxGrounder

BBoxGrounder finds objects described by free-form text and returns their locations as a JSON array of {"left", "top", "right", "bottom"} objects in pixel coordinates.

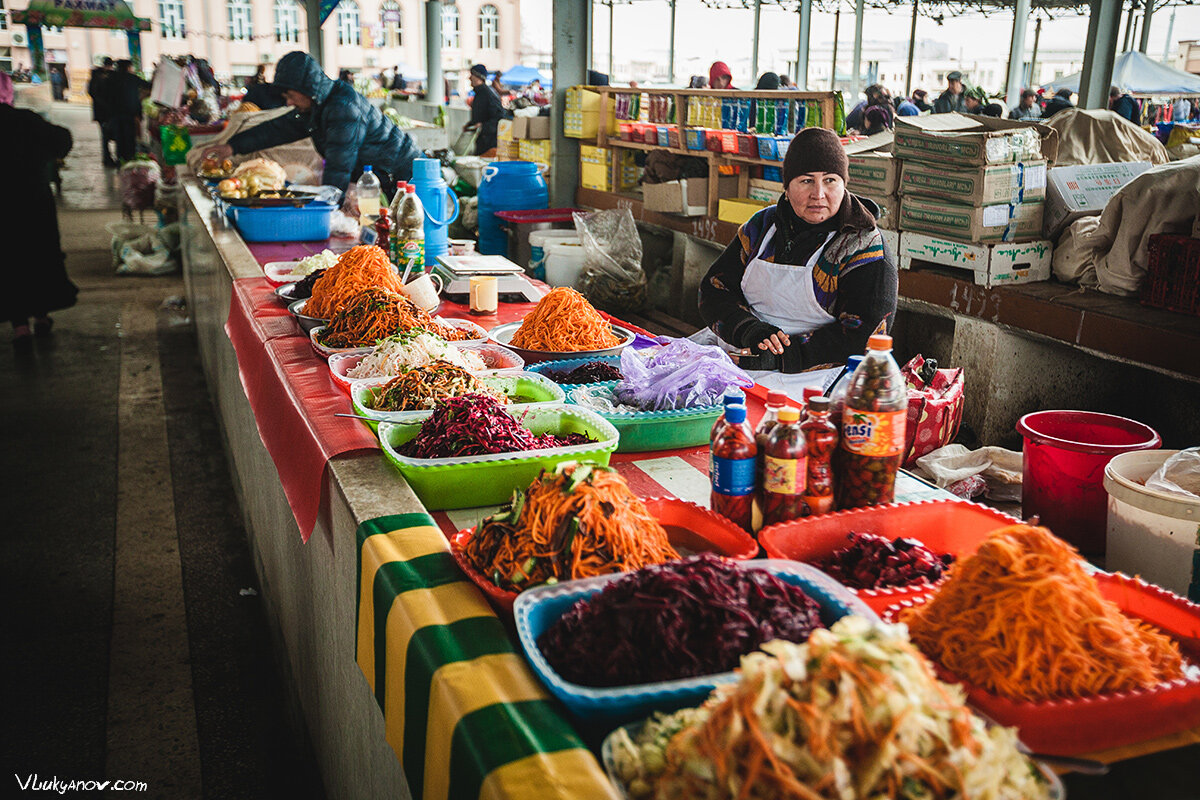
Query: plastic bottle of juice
[
  {"left": 801, "top": 396, "right": 838, "bottom": 515},
  {"left": 837, "top": 335, "right": 907, "bottom": 509},
  {"left": 753, "top": 391, "right": 788, "bottom": 513},
  {"left": 799, "top": 386, "right": 822, "bottom": 421},
  {"left": 393, "top": 185, "right": 426, "bottom": 274},
  {"left": 356, "top": 165, "right": 382, "bottom": 222},
  {"left": 710, "top": 388, "right": 746, "bottom": 439},
  {"left": 710, "top": 403, "right": 756, "bottom": 532},
  {"left": 762, "top": 407, "right": 808, "bottom": 527},
  {"left": 373, "top": 208, "right": 392, "bottom": 259},
  {"left": 387, "top": 181, "right": 408, "bottom": 264}
]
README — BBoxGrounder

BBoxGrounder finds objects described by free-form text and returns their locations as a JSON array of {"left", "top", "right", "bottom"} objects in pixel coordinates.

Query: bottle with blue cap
[{"left": 710, "top": 402, "right": 757, "bottom": 532}]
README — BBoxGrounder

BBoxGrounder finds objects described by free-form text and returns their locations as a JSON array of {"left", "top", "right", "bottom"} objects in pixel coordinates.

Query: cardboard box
[
  {"left": 566, "top": 86, "right": 600, "bottom": 112},
  {"left": 518, "top": 139, "right": 552, "bottom": 166},
  {"left": 897, "top": 231, "right": 1053, "bottom": 287},
  {"left": 899, "top": 195, "right": 1044, "bottom": 243},
  {"left": 879, "top": 228, "right": 899, "bottom": 260},
  {"left": 579, "top": 146, "right": 638, "bottom": 192},
  {"left": 527, "top": 116, "right": 551, "bottom": 139},
  {"left": 848, "top": 153, "right": 899, "bottom": 196},
  {"left": 900, "top": 160, "right": 1047, "bottom": 205},
  {"left": 718, "top": 197, "right": 771, "bottom": 225},
  {"left": 495, "top": 140, "right": 521, "bottom": 160},
  {"left": 844, "top": 131, "right": 894, "bottom": 155},
  {"left": 644, "top": 176, "right": 739, "bottom": 216},
  {"left": 1043, "top": 161, "right": 1153, "bottom": 239},
  {"left": 563, "top": 109, "right": 617, "bottom": 138},
  {"left": 511, "top": 116, "right": 529, "bottom": 139},
  {"left": 747, "top": 179, "right": 783, "bottom": 203},
  {"left": 893, "top": 113, "right": 1059, "bottom": 167},
  {"left": 497, "top": 119, "right": 513, "bottom": 142},
  {"left": 861, "top": 193, "right": 898, "bottom": 230}
]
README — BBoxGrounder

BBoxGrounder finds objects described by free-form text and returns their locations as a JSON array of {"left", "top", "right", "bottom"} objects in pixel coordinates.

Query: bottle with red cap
[
  {"left": 710, "top": 403, "right": 756, "bottom": 532},
  {"left": 837, "top": 334, "right": 907, "bottom": 508}
]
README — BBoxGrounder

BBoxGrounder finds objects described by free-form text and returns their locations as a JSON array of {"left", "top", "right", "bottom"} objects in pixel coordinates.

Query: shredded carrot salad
[
  {"left": 904, "top": 524, "right": 1184, "bottom": 703},
  {"left": 305, "top": 245, "right": 405, "bottom": 320},
  {"left": 317, "top": 287, "right": 473, "bottom": 348},
  {"left": 510, "top": 287, "right": 621, "bottom": 352},
  {"left": 463, "top": 463, "right": 679, "bottom": 592}
]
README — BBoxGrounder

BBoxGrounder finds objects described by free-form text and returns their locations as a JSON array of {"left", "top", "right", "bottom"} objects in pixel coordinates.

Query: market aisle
[{"left": 1, "top": 103, "right": 321, "bottom": 799}]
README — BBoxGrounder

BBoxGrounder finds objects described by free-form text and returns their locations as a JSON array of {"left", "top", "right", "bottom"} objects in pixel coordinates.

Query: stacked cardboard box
[
  {"left": 892, "top": 114, "right": 1060, "bottom": 287},
  {"left": 512, "top": 115, "right": 551, "bottom": 140},
  {"left": 518, "top": 139, "right": 552, "bottom": 169},
  {"left": 846, "top": 138, "right": 899, "bottom": 234},
  {"left": 564, "top": 86, "right": 618, "bottom": 138},
  {"left": 644, "top": 175, "right": 739, "bottom": 217},
  {"left": 579, "top": 144, "right": 638, "bottom": 193}
]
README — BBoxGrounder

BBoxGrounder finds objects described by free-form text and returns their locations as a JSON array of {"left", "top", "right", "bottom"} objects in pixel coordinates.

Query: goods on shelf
[
  {"left": 643, "top": 176, "right": 737, "bottom": 216},
  {"left": 1044, "top": 161, "right": 1154, "bottom": 239},
  {"left": 564, "top": 86, "right": 618, "bottom": 138},
  {"left": 717, "top": 197, "right": 770, "bottom": 225},
  {"left": 579, "top": 144, "right": 638, "bottom": 193},
  {"left": 745, "top": 179, "right": 783, "bottom": 203},
  {"left": 896, "top": 232, "right": 1053, "bottom": 288}
]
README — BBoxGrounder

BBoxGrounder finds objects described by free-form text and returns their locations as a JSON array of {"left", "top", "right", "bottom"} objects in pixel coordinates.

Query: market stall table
[{"left": 180, "top": 180, "right": 1200, "bottom": 800}]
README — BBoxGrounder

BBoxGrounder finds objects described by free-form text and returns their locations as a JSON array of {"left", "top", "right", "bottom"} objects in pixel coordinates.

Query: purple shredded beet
[
  {"left": 543, "top": 361, "right": 623, "bottom": 385},
  {"left": 817, "top": 532, "right": 954, "bottom": 590},
  {"left": 536, "top": 554, "right": 825, "bottom": 687},
  {"left": 397, "top": 394, "right": 592, "bottom": 459}
]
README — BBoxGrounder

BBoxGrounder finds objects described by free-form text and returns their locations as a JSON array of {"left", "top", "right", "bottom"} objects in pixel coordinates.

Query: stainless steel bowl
[
  {"left": 487, "top": 321, "right": 636, "bottom": 364},
  {"left": 288, "top": 298, "right": 328, "bottom": 334}
]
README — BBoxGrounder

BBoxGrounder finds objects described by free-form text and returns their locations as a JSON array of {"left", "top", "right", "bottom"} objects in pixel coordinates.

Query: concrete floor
[
  {"left": 1, "top": 103, "right": 321, "bottom": 798},
  {"left": 3, "top": 102, "right": 1197, "bottom": 800}
]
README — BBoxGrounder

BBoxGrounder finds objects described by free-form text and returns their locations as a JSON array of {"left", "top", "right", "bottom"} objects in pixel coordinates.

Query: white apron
[{"left": 692, "top": 223, "right": 842, "bottom": 398}]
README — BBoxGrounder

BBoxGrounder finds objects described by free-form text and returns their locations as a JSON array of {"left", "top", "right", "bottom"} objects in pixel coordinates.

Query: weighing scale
[{"left": 433, "top": 254, "right": 546, "bottom": 302}]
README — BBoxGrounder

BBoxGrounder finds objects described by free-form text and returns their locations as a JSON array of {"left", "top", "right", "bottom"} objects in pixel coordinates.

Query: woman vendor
[{"left": 697, "top": 127, "right": 897, "bottom": 373}]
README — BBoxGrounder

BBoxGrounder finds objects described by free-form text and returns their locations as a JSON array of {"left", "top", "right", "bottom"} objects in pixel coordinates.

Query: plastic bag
[
  {"left": 612, "top": 337, "right": 753, "bottom": 411},
  {"left": 116, "top": 231, "right": 176, "bottom": 276},
  {"left": 913, "top": 444, "right": 1023, "bottom": 503},
  {"left": 159, "top": 124, "right": 191, "bottom": 165},
  {"left": 573, "top": 208, "right": 648, "bottom": 313},
  {"left": 1145, "top": 447, "right": 1200, "bottom": 499},
  {"left": 106, "top": 221, "right": 155, "bottom": 269}
]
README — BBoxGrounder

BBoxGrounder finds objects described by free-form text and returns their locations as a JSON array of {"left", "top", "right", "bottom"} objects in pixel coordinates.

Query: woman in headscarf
[
  {"left": 697, "top": 128, "right": 897, "bottom": 372},
  {"left": 0, "top": 72, "right": 77, "bottom": 343}
]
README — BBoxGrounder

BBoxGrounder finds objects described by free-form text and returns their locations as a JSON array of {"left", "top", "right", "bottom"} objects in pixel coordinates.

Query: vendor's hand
[
  {"left": 202, "top": 143, "right": 233, "bottom": 161},
  {"left": 756, "top": 331, "right": 791, "bottom": 355}
]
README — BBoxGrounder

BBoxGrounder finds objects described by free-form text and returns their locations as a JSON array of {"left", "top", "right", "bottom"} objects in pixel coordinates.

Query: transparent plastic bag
[
  {"left": 106, "top": 222, "right": 156, "bottom": 269},
  {"left": 612, "top": 337, "right": 753, "bottom": 411},
  {"left": 1146, "top": 447, "right": 1200, "bottom": 499},
  {"left": 572, "top": 208, "right": 647, "bottom": 313},
  {"left": 117, "top": 231, "right": 176, "bottom": 276}
]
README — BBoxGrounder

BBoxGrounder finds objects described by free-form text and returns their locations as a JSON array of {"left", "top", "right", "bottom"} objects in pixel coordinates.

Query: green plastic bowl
[{"left": 377, "top": 405, "right": 620, "bottom": 510}]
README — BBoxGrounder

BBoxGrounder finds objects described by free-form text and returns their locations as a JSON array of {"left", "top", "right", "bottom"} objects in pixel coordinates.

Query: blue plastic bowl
[
  {"left": 524, "top": 354, "right": 622, "bottom": 391},
  {"left": 514, "top": 559, "right": 879, "bottom": 724},
  {"left": 230, "top": 202, "right": 337, "bottom": 242}
]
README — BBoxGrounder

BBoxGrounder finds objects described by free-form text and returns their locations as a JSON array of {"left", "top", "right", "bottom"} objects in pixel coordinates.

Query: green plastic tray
[
  {"left": 351, "top": 372, "right": 566, "bottom": 431},
  {"left": 377, "top": 405, "right": 619, "bottom": 510}
]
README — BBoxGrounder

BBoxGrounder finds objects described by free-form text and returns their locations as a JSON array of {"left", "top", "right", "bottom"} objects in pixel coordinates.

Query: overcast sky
[{"left": 522, "top": 0, "right": 1200, "bottom": 86}]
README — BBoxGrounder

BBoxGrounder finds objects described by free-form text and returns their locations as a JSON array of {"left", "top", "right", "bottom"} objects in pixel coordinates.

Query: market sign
[{"left": 11, "top": 0, "right": 153, "bottom": 32}]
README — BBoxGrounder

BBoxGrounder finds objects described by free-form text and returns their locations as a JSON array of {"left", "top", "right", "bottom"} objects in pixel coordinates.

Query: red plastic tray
[
  {"left": 450, "top": 497, "right": 759, "bottom": 616},
  {"left": 883, "top": 572, "right": 1200, "bottom": 756},
  {"left": 758, "top": 500, "right": 1019, "bottom": 612}
]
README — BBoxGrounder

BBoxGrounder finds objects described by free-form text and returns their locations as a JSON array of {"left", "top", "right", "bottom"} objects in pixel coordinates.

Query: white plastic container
[
  {"left": 528, "top": 229, "right": 579, "bottom": 278},
  {"left": 544, "top": 241, "right": 589, "bottom": 288},
  {"left": 1104, "top": 449, "right": 1200, "bottom": 601}
]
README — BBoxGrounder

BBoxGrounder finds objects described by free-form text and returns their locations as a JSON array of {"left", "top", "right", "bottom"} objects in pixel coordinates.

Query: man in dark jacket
[
  {"left": 87, "top": 57, "right": 116, "bottom": 166},
  {"left": 464, "top": 63, "right": 505, "bottom": 156},
  {"left": 104, "top": 60, "right": 150, "bottom": 163},
  {"left": 1043, "top": 88, "right": 1074, "bottom": 118},
  {"left": 1110, "top": 85, "right": 1141, "bottom": 124},
  {"left": 223, "top": 51, "right": 419, "bottom": 196},
  {"left": 934, "top": 71, "right": 967, "bottom": 114}
]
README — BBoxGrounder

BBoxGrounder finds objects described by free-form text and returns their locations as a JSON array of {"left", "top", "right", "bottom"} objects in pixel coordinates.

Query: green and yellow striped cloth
[{"left": 355, "top": 513, "right": 618, "bottom": 800}]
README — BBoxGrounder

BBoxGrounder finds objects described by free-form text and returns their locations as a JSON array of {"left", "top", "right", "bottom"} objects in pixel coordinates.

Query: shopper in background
[
  {"left": 1009, "top": 89, "right": 1042, "bottom": 121},
  {"left": 49, "top": 65, "right": 68, "bottom": 101},
  {"left": 846, "top": 84, "right": 890, "bottom": 131},
  {"left": 709, "top": 61, "right": 735, "bottom": 90},
  {"left": 963, "top": 86, "right": 988, "bottom": 115},
  {"left": 755, "top": 72, "right": 781, "bottom": 91},
  {"left": 104, "top": 60, "right": 150, "bottom": 162},
  {"left": 87, "top": 57, "right": 116, "bottom": 167},
  {"left": 698, "top": 127, "right": 897, "bottom": 373},
  {"left": 390, "top": 68, "right": 407, "bottom": 91},
  {"left": 1110, "top": 85, "right": 1141, "bottom": 124},
  {"left": 934, "top": 71, "right": 967, "bottom": 113},
  {"left": 464, "top": 63, "right": 505, "bottom": 156},
  {"left": 910, "top": 88, "right": 932, "bottom": 112},
  {"left": 779, "top": 75, "right": 796, "bottom": 89},
  {"left": 338, "top": 69, "right": 354, "bottom": 83},
  {"left": 688, "top": 75, "right": 707, "bottom": 89},
  {"left": 0, "top": 71, "right": 78, "bottom": 345},
  {"left": 1042, "top": 87, "right": 1074, "bottom": 118},
  {"left": 895, "top": 95, "right": 921, "bottom": 116}
]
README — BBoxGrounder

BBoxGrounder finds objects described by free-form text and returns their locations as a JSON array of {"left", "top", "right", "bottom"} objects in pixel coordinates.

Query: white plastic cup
[{"left": 401, "top": 272, "right": 444, "bottom": 313}]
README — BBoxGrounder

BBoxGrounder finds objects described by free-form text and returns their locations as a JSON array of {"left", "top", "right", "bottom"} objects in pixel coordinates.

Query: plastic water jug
[
  {"left": 409, "top": 157, "right": 459, "bottom": 263},
  {"left": 477, "top": 161, "right": 548, "bottom": 256}
]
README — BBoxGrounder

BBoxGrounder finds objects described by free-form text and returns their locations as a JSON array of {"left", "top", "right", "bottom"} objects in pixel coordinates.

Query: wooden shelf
[
  {"left": 608, "top": 140, "right": 704, "bottom": 158},
  {"left": 719, "top": 154, "right": 786, "bottom": 168}
]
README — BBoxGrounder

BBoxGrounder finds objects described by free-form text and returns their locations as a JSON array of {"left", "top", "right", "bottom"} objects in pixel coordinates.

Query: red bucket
[{"left": 1016, "top": 411, "right": 1160, "bottom": 555}]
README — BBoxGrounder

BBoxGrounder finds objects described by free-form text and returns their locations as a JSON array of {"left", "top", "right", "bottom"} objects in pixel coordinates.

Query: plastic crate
[
  {"left": 1141, "top": 234, "right": 1200, "bottom": 316},
  {"left": 230, "top": 202, "right": 336, "bottom": 243}
]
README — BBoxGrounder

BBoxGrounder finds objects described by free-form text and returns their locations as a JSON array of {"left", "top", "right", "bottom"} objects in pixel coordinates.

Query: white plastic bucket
[
  {"left": 1103, "top": 449, "right": 1200, "bottom": 600},
  {"left": 529, "top": 230, "right": 580, "bottom": 279},
  {"left": 544, "top": 241, "right": 588, "bottom": 288}
]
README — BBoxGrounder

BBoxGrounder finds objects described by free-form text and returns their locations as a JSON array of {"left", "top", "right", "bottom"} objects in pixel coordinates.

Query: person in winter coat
[
  {"left": 1110, "top": 86, "right": 1141, "bottom": 124},
  {"left": 1009, "top": 89, "right": 1042, "bottom": 121},
  {"left": 103, "top": 60, "right": 150, "bottom": 162},
  {"left": 709, "top": 61, "right": 735, "bottom": 90},
  {"left": 463, "top": 63, "right": 505, "bottom": 156},
  {"left": 697, "top": 128, "right": 897, "bottom": 373},
  {"left": 911, "top": 89, "right": 933, "bottom": 112},
  {"left": 0, "top": 72, "right": 78, "bottom": 344},
  {"left": 1042, "top": 88, "right": 1074, "bottom": 118},
  {"left": 934, "top": 71, "right": 967, "bottom": 114},
  {"left": 87, "top": 57, "right": 116, "bottom": 166},
  {"left": 219, "top": 51, "right": 419, "bottom": 197}
]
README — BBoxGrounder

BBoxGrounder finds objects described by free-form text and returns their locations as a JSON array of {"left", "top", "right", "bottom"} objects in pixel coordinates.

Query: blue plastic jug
[
  {"left": 477, "top": 161, "right": 549, "bottom": 256},
  {"left": 409, "top": 157, "right": 460, "bottom": 262}
]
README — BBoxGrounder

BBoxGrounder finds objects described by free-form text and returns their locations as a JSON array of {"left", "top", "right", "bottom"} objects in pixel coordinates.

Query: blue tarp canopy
[
  {"left": 1047, "top": 51, "right": 1200, "bottom": 96},
  {"left": 498, "top": 66, "right": 550, "bottom": 88}
]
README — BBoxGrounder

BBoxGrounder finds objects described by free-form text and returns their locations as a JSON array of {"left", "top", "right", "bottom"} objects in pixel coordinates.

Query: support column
[
  {"left": 850, "top": 0, "right": 865, "bottom": 98},
  {"left": 425, "top": 1, "right": 444, "bottom": 105},
  {"left": 795, "top": 0, "right": 812, "bottom": 89},
  {"left": 1162, "top": 7, "right": 1176, "bottom": 62},
  {"left": 1123, "top": 2, "right": 1137, "bottom": 52},
  {"left": 608, "top": 1, "right": 615, "bottom": 79},
  {"left": 751, "top": 0, "right": 763, "bottom": 82},
  {"left": 1004, "top": 0, "right": 1031, "bottom": 110},
  {"left": 905, "top": 0, "right": 919, "bottom": 97},
  {"left": 304, "top": 0, "right": 325, "bottom": 68},
  {"left": 668, "top": 0, "right": 677, "bottom": 84},
  {"left": 1079, "top": 0, "right": 1123, "bottom": 108},
  {"left": 830, "top": 6, "right": 841, "bottom": 91},
  {"left": 1029, "top": 17, "right": 1042, "bottom": 88},
  {"left": 551, "top": 0, "right": 591, "bottom": 207},
  {"left": 1139, "top": 2, "right": 1154, "bottom": 53}
]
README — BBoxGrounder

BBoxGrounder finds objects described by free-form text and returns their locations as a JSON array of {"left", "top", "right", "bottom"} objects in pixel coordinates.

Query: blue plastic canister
[
  {"left": 409, "top": 157, "right": 459, "bottom": 262},
  {"left": 476, "top": 161, "right": 549, "bottom": 256}
]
